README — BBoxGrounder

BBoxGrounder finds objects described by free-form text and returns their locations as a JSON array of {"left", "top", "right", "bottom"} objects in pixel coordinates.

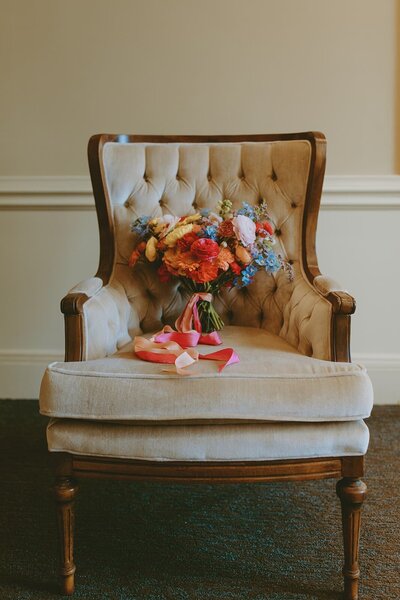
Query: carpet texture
[{"left": 0, "top": 401, "right": 398, "bottom": 600}]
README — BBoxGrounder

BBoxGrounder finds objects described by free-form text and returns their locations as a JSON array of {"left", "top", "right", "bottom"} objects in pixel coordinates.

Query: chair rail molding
[{"left": 0, "top": 175, "right": 400, "bottom": 210}]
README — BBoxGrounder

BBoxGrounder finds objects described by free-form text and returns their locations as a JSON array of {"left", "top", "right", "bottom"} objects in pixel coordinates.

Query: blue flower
[
  {"left": 265, "top": 252, "right": 281, "bottom": 272},
  {"left": 204, "top": 225, "right": 218, "bottom": 240},
  {"left": 131, "top": 215, "right": 150, "bottom": 235},
  {"left": 242, "top": 264, "right": 258, "bottom": 277},
  {"left": 237, "top": 202, "right": 255, "bottom": 218},
  {"left": 255, "top": 254, "right": 267, "bottom": 266}
]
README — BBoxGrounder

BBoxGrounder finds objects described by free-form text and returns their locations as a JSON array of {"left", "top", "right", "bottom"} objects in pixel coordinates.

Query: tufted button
[
  {"left": 240, "top": 175, "right": 245, "bottom": 181},
  {"left": 159, "top": 198, "right": 164, "bottom": 206},
  {"left": 275, "top": 228, "right": 281, "bottom": 236},
  {"left": 288, "top": 259, "right": 294, "bottom": 265},
  {"left": 176, "top": 174, "right": 180, "bottom": 180},
  {"left": 144, "top": 175, "right": 149, "bottom": 182},
  {"left": 124, "top": 199, "right": 130, "bottom": 207},
  {"left": 192, "top": 200, "right": 198, "bottom": 209},
  {"left": 271, "top": 170, "right": 278, "bottom": 181},
  {"left": 291, "top": 201, "right": 297, "bottom": 208},
  {"left": 207, "top": 174, "right": 212, "bottom": 181},
  {"left": 227, "top": 310, "right": 234, "bottom": 320}
]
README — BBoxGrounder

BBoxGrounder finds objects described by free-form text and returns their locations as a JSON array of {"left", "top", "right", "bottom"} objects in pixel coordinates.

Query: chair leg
[
  {"left": 336, "top": 478, "right": 367, "bottom": 600},
  {"left": 54, "top": 476, "right": 78, "bottom": 595}
]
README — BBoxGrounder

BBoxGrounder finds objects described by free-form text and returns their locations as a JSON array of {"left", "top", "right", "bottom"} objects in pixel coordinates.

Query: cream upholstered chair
[{"left": 39, "top": 132, "right": 373, "bottom": 599}]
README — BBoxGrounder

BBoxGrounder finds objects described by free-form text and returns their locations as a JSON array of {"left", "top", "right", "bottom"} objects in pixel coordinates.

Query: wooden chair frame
[{"left": 55, "top": 132, "right": 367, "bottom": 599}]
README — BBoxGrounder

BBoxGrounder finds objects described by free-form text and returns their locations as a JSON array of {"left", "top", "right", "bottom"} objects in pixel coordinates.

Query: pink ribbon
[{"left": 133, "top": 293, "right": 239, "bottom": 374}]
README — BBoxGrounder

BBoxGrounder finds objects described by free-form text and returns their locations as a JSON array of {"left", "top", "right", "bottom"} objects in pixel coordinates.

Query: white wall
[
  {"left": 1, "top": 0, "right": 399, "bottom": 401},
  {"left": 0, "top": 0, "right": 397, "bottom": 175}
]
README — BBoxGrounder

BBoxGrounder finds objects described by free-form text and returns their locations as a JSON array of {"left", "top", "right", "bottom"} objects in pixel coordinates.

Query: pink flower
[{"left": 232, "top": 215, "right": 256, "bottom": 246}]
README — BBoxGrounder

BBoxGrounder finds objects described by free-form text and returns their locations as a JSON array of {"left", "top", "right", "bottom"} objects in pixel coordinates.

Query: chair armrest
[
  {"left": 313, "top": 275, "right": 356, "bottom": 315},
  {"left": 279, "top": 273, "right": 355, "bottom": 363},
  {"left": 61, "top": 277, "right": 131, "bottom": 361}
]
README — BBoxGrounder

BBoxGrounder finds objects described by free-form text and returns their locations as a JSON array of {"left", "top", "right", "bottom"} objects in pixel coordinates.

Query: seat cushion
[
  {"left": 39, "top": 326, "right": 373, "bottom": 423},
  {"left": 46, "top": 418, "right": 369, "bottom": 461}
]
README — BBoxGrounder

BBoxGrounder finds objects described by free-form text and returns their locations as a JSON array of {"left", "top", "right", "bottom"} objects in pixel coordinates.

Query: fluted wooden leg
[
  {"left": 336, "top": 478, "right": 367, "bottom": 600},
  {"left": 54, "top": 477, "right": 78, "bottom": 595}
]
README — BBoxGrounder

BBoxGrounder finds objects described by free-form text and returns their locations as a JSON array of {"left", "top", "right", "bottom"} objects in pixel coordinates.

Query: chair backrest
[{"left": 88, "top": 133, "right": 326, "bottom": 345}]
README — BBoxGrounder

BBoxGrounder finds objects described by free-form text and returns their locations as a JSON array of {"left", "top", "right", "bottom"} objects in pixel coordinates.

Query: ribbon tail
[{"left": 199, "top": 348, "right": 240, "bottom": 372}]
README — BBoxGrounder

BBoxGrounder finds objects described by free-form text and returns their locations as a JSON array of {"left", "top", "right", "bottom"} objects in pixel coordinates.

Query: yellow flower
[
  {"left": 181, "top": 213, "right": 201, "bottom": 225},
  {"left": 164, "top": 224, "right": 194, "bottom": 247},
  {"left": 145, "top": 236, "right": 158, "bottom": 262}
]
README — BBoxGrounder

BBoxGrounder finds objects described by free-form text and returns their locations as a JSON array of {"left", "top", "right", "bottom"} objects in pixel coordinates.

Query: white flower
[{"left": 232, "top": 215, "right": 256, "bottom": 246}]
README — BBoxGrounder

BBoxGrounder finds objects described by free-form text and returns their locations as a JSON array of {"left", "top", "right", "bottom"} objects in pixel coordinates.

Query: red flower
[
  {"left": 218, "top": 220, "right": 234, "bottom": 238},
  {"left": 255, "top": 221, "right": 274, "bottom": 237},
  {"left": 176, "top": 231, "right": 199, "bottom": 251},
  {"left": 189, "top": 261, "right": 219, "bottom": 283},
  {"left": 157, "top": 263, "right": 172, "bottom": 283},
  {"left": 230, "top": 261, "right": 242, "bottom": 275},
  {"left": 190, "top": 238, "right": 219, "bottom": 262}
]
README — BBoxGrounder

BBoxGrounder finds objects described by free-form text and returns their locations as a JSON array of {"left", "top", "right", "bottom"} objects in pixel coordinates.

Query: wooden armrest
[
  {"left": 60, "top": 278, "right": 104, "bottom": 361},
  {"left": 313, "top": 275, "right": 356, "bottom": 315}
]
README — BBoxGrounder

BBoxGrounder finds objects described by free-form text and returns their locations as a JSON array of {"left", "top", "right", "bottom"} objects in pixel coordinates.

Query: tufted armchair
[{"left": 39, "top": 133, "right": 373, "bottom": 598}]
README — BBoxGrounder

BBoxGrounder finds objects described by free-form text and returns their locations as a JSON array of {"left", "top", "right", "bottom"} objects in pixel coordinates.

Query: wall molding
[
  {"left": 0, "top": 349, "right": 399, "bottom": 403},
  {"left": 0, "top": 175, "right": 400, "bottom": 210}
]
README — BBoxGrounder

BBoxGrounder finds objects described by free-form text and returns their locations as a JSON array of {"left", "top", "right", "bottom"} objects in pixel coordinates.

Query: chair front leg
[
  {"left": 336, "top": 478, "right": 367, "bottom": 600},
  {"left": 54, "top": 476, "right": 78, "bottom": 595}
]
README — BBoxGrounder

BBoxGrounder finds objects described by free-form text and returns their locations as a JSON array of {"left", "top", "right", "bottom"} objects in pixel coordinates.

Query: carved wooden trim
[
  {"left": 60, "top": 293, "right": 88, "bottom": 361},
  {"left": 336, "top": 478, "right": 367, "bottom": 600},
  {"left": 54, "top": 455, "right": 78, "bottom": 596},
  {"left": 63, "top": 454, "right": 364, "bottom": 484}
]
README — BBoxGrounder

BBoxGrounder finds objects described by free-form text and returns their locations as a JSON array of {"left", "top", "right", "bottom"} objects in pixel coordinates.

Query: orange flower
[
  {"left": 217, "top": 247, "right": 235, "bottom": 271},
  {"left": 128, "top": 241, "right": 146, "bottom": 267},
  {"left": 189, "top": 261, "right": 219, "bottom": 283},
  {"left": 164, "top": 248, "right": 199, "bottom": 275},
  {"left": 235, "top": 245, "right": 252, "bottom": 265}
]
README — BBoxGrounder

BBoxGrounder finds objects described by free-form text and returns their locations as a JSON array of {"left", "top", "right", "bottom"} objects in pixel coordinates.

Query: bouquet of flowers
[{"left": 129, "top": 200, "right": 291, "bottom": 333}]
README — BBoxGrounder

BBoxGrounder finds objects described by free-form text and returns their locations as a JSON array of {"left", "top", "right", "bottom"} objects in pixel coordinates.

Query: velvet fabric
[
  {"left": 39, "top": 326, "right": 373, "bottom": 423},
  {"left": 46, "top": 418, "right": 369, "bottom": 461}
]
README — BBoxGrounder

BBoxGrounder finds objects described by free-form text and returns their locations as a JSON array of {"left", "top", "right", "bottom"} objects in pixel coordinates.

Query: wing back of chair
[{"left": 88, "top": 133, "right": 342, "bottom": 360}]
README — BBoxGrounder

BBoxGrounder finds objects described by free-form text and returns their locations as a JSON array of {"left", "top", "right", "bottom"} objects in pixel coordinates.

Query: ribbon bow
[{"left": 134, "top": 293, "right": 239, "bottom": 375}]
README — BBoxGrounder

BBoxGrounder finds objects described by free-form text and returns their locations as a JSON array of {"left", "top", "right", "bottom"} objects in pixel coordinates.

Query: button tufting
[
  {"left": 207, "top": 174, "right": 212, "bottom": 181},
  {"left": 291, "top": 201, "right": 297, "bottom": 208},
  {"left": 124, "top": 199, "right": 130, "bottom": 207},
  {"left": 271, "top": 170, "right": 278, "bottom": 181},
  {"left": 275, "top": 228, "right": 281, "bottom": 236}
]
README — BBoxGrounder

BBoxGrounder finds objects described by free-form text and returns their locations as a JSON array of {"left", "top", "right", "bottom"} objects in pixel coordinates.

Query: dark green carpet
[{"left": 0, "top": 402, "right": 398, "bottom": 599}]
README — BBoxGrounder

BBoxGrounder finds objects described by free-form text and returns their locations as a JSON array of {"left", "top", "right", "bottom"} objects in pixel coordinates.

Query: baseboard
[
  {"left": 0, "top": 349, "right": 399, "bottom": 404},
  {"left": 0, "top": 350, "right": 63, "bottom": 399}
]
